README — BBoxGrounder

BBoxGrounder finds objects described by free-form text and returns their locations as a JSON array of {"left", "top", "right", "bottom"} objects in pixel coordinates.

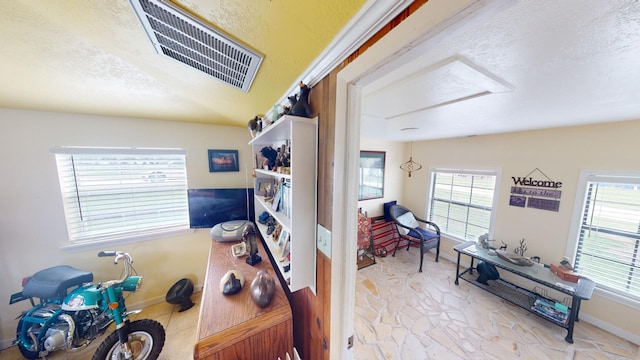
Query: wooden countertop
[{"left": 194, "top": 238, "right": 292, "bottom": 359}]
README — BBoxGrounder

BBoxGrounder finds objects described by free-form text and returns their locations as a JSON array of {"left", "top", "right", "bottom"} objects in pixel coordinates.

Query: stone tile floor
[
  {"left": 0, "top": 292, "right": 201, "bottom": 360},
  {"left": 354, "top": 248, "right": 640, "bottom": 360},
  {"left": 2, "top": 248, "right": 638, "bottom": 360}
]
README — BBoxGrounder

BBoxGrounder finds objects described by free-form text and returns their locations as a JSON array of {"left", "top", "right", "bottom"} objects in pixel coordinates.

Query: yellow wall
[
  {"left": 0, "top": 109, "right": 251, "bottom": 346},
  {"left": 399, "top": 119, "right": 640, "bottom": 341}
]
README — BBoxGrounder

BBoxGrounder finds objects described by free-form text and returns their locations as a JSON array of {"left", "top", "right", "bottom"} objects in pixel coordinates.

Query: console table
[
  {"left": 454, "top": 241, "right": 595, "bottom": 343},
  {"left": 194, "top": 238, "right": 293, "bottom": 359}
]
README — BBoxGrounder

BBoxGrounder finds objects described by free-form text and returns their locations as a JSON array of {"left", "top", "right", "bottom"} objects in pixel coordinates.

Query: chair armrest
[{"left": 415, "top": 218, "right": 441, "bottom": 235}]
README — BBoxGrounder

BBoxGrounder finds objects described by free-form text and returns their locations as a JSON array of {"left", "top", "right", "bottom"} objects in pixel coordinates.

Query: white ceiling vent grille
[{"left": 129, "top": 0, "right": 263, "bottom": 92}]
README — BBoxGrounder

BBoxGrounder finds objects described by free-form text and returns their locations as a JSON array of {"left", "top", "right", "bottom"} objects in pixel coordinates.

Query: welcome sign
[{"left": 509, "top": 168, "right": 562, "bottom": 212}]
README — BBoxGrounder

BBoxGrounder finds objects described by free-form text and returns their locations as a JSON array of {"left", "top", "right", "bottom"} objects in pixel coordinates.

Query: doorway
[{"left": 330, "top": 1, "right": 512, "bottom": 358}]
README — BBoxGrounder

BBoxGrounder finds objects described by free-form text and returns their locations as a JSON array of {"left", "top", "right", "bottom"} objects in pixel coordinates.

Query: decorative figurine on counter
[
  {"left": 514, "top": 238, "right": 528, "bottom": 256},
  {"left": 250, "top": 270, "right": 276, "bottom": 308},
  {"left": 559, "top": 256, "right": 574, "bottom": 271},
  {"left": 219, "top": 270, "right": 244, "bottom": 296},
  {"left": 243, "top": 222, "right": 262, "bottom": 266},
  {"left": 477, "top": 233, "right": 492, "bottom": 249},
  {"left": 260, "top": 146, "right": 278, "bottom": 170},
  {"left": 290, "top": 82, "right": 312, "bottom": 118}
]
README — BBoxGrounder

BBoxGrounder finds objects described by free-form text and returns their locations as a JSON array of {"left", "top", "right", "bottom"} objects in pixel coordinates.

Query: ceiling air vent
[{"left": 129, "top": 0, "right": 263, "bottom": 92}]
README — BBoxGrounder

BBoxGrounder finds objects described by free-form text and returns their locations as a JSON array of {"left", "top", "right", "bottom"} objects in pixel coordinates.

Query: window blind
[
  {"left": 51, "top": 147, "right": 189, "bottom": 243},
  {"left": 575, "top": 179, "right": 640, "bottom": 300},
  {"left": 429, "top": 169, "right": 497, "bottom": 241}
]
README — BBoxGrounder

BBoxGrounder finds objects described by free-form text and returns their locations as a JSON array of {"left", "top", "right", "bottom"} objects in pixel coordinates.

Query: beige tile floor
[
  {"left": 0, "top": 292, "right": 201, "bottom": 360},
  {"left": 354, "top": 247, "right": 640, "bottom": 360}
]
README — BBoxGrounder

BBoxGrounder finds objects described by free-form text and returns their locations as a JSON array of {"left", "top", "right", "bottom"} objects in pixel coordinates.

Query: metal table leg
[{"left": 455, "top": 252, "right": 461, "bottom": 285}]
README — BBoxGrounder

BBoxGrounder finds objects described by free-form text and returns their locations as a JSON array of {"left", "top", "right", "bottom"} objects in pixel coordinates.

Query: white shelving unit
[{"left": 249, "top": 115, "right": 317, "bottom": 293}]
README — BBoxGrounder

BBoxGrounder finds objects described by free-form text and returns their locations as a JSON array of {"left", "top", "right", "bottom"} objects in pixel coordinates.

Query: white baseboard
[
  {"left": 578, "top": 313, "right": 640, "bottom": 346},
  {"left": 0, "top": 284, "right": 204, "bottom": 351},
  {"left": 0, "top": 339, "right": 14, "bottom": 352}
]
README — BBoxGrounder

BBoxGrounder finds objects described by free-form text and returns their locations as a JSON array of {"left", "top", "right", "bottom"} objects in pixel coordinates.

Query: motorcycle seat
[{"left": 22, "top": 265, "right": 93, "bottom": 300}]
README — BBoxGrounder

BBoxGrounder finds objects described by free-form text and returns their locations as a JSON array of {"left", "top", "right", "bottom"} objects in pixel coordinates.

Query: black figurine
[
  {"left": 284, "top": 94, "right": 297, "bottom": 115},
  {"left": 260, "top": 146, "right": 278, "bottom": 170},
  {"left": 290, "top": 82, "right": 312, "bottom": 117},
  {"left": 222, "top": 273, "right": 242, "bottom": 295},
  {"left": 219, "top": 270, "right": 244, "bottom": 296},
  {"left": 243, "top": 223, "right": 262, "bottom": 266}
]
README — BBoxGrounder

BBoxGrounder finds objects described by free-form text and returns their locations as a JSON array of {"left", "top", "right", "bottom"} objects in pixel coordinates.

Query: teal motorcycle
[{"left": 9, "top": 251, "right": 165, "bottom": 359}]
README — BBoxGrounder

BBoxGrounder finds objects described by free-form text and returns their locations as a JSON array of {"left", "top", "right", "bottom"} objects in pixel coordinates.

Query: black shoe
[{"left": 267, "top": 223, "right": 275, "bottom": 235}]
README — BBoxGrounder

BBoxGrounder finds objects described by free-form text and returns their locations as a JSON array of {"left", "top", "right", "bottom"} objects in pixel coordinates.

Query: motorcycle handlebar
[{"left": 97, "top": 251, "right": 134, "bottom": 287}]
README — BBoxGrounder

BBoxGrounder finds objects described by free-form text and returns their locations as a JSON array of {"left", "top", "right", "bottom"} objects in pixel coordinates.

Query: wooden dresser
[{"left": 194, "top": 238, "right": 293, "bottom": 359}]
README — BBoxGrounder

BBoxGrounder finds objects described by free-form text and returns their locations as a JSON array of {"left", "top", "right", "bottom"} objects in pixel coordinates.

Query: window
[
  {"left": 51, "top": 147, "right": 190, "bottom": 245},
  {"left": 428, "top": 168, "right": 499, "bottom": 241},
  {"left": 358, "top": 151, "right": 385, "bottom": 200},
  {"left": 568, "top": 170, "right": 640, "bottom": 303}
]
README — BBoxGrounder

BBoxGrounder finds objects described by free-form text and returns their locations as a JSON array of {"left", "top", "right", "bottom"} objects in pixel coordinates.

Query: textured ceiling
[
  {"left": 360, "top": 0, "right": 640, "bottom": 141},
  {"left": 0, "top": 0, "right": 366, "bottom": 126},
  {"left": 5, "top": 1, "right": 638, "bottom": 142}
]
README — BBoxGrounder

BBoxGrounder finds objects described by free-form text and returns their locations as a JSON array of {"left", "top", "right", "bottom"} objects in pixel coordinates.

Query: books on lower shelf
[{"left": 531, "top": 299, "right": 568, "bottom": 324}]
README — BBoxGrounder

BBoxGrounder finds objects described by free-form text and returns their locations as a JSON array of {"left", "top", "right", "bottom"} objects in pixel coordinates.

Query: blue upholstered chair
[{"left": 388, "top": 204, "right": 440, "bottom": 272}]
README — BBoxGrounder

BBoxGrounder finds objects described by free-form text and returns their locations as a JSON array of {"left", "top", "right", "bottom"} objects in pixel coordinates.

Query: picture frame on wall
[
  {"left": 358, "top": 151, "right": 385, "bottom": 200},
  {"left": 208, "top": 149, "right": 239, "bottom": 172}
]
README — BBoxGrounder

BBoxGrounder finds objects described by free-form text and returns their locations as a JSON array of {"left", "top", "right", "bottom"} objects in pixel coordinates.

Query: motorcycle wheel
[
  {"left": 92, "top": 319, "right": 165, "bottom": 360},
  {"left": 16, "top": 320, "right": 41, "bottom": 360}
]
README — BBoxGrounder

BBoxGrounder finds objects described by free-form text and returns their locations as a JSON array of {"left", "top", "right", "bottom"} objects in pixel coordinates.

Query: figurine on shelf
[
  {"left": 290, "top": 82, "right": 312, "bottom": 118},
  {"left": 281, "top": 142, "right": 291, "bottom": 167},
  {"left": 283, "top": 94, "right": 297, "bottom": 116},
  {"left": 275, "top": 145, "right": 285, "bottom": 168},
  {"left": 247, "top": 116, "right": 262, "bottom": 138},
  {"left": 243, "top": 222, "right": 262, "bottom": 266},
  {"left": 260, "top": 146, "right": 278, "bottom": 170}
]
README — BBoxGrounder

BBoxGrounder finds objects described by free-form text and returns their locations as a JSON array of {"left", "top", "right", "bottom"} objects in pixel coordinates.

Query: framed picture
[
  {"left": 277, "top": 229, "right": 289, "bottom": 248},
  {"left": 208, "top": 149, "right": 239, "bottom": 172},
  {"left": 256, "top": 177, "right": 276, "bottom": 197},
  {"left": 509, "top": 195, "right": 526, "bottom": 208},
  {"left": 278, "top": 230, "right": 290, "bottom": 261},
  {"left": 271, "top": 183, "right": 282, "bottom": 211},
  {"left": 358, "top": 151, "right": 385, "bottom": 200}
]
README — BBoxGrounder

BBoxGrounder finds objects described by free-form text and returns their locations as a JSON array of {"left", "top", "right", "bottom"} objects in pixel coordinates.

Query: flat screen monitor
[{"left": 188, "top": 188, "right": 254, "bottom": 228}]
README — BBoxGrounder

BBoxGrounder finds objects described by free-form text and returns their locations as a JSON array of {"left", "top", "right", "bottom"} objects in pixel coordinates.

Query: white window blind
[
  {"left": 51, "top": 147, "right": 190, "bottom": 244},
  {"left": 574, "top": 175, "right": 640, "bottom": 301},
  {"left": 428, "top": 169, "right": 498, "bottom": 241}
]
